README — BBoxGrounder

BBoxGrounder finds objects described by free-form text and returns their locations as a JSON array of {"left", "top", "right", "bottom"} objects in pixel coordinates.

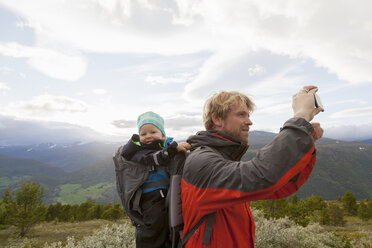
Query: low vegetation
[
  {"left": 0, "top": 180, "right": 124, "bottom": 237},
  {"left": 1, "top": 180, "right": 371, "bottom": 247},
  {"left": 54, "top": 183, "right": 113, "bottom": 205},
  {"left": 2, "top": 210, "right": 370, "bottom": 248}
]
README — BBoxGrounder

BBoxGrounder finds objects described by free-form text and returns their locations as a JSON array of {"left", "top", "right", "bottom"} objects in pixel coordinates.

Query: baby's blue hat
[{"left": 137, "top": 111, "right": 165, "bottom": 136}]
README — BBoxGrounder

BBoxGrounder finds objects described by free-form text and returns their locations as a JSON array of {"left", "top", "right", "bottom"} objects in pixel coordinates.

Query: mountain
[
  {"left": 0, "top": 115, "right": 120, "bottom": 146},
  {"left": 0, "top": 154, "right": 66, "bottom": 178},
  {"left": 300, "top": 138, "right": 372, "bottom": 199},
  {"left": 0, "top": 142, "right": 120, "bottom": 172},
  {"left": 0, "top": 154, "right": 67, "bottom": 202},
  {"left": 360, "top": 139, "right": 372, "bottom": 144},
  {"left": 60, "top": 157, "right": 121, "bottom": 204},
  {"left": 1, "top": 132, "right": 372, "bottom": 204}
]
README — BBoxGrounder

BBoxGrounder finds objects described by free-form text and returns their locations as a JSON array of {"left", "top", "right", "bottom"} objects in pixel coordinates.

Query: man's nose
[{"left": 246, "top": 117, "right": 253, "bottom": 125}]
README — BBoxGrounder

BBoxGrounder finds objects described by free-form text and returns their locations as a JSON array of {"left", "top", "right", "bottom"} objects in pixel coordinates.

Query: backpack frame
[{"left": 168, "top": 150, "right": 216, "bottom": 248}]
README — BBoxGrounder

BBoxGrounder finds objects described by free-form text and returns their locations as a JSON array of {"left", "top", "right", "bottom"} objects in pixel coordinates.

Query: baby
[{"left": 120, "top": 111, "right": 190, "bottom": 248}]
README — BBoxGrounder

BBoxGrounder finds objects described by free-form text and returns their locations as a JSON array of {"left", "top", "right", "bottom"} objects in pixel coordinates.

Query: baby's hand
[{"left": 176, "top": 142, "right": 191, "bottom": 152}]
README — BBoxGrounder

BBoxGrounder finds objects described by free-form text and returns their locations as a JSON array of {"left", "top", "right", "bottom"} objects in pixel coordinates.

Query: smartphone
[{"left": 314, "top": 93, "right": 324, "bottom": 112}]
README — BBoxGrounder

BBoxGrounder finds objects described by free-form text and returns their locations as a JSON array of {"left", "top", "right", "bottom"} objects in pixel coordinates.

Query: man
[{"left": 181, "top": 86, "right": 324, "bottom": 247}]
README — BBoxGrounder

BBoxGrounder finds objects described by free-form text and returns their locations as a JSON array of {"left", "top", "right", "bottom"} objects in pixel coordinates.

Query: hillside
[
  {"left": 361, "top": 138, "right": 372, "bottom": 144},
  {"left": 59, "top": 157, "right": 121, "bottom": 204},
  {"left": 58, "top": 134, "right": 372, "bottom": 203},
  {"left": 0, "top": 154, "right": 67, "bottom": 179},
  {"left": 1, "top": 132, "right": 372, "bottom": 203},
  {"left": 298, "top": 139, "right": 372, "bottom": 199},
  {"left": 0, "top": 154, "right": 67, "bottom": 202},
  {"left": 0, "top": 142, "right": 119, "bottom": 172}
]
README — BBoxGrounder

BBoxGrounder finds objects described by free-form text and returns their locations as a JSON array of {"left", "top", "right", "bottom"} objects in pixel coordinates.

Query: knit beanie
[{"left": 137, "top": 111, "right": 166, "bottom": 136}]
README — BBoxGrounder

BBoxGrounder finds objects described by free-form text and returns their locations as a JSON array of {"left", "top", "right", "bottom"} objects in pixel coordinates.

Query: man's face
[{"left": 216, "top": 102, "right": 253, "bottom": 143}]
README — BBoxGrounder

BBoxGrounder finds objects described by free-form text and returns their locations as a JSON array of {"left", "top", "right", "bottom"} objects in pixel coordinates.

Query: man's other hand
[{"left": 311, "top": 122, "right": 323, "bottom": 141}]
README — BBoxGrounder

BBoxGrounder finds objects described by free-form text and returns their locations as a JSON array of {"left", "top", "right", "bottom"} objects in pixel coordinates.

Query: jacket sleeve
[
  {"left": 182, "top": 118, "right": 316, "bottom": 213},
  {"left": 120, "top": 134, "right": 141, "bottom": 160},
  {"left": 132, "top": 141, "right": 179, "bottom": 166},
  {"left": 261, "top": 148, "right": 316, "bottom": 200}
]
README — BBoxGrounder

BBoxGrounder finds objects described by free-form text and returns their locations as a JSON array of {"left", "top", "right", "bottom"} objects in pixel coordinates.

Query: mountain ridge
[{"left": 1, "top": 131, "right": 371, "bottom": 203}]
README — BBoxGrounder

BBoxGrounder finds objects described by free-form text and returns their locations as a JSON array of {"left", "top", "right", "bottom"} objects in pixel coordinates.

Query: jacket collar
[{"left": 187, "top": 130, "right": 249, "bottom": 161}]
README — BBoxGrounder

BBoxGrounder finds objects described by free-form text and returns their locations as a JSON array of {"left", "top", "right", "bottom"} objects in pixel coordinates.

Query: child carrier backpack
[
  {"left": 112, "top": 146, "right": 169, "bottom": 226},
  {"left": 113, "top": 146, "right": 216, "bottom": 248}
]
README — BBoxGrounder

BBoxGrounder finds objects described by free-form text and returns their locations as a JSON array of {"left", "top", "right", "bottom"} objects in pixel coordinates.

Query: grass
[
  {"left": 78, "top": 183, "right": 113, "bottom": 199},
  {"left": 322, "top": 217, "right": 372, "bottom": 247},
  {"left": 0, "top": 177, "right": 21, "bottom": 190},
  {"left": 53, "top": 183, "right": 114, "bottom": 205},
  {"left": 0, "top": 218, "right": 129, "bottom": 248}
]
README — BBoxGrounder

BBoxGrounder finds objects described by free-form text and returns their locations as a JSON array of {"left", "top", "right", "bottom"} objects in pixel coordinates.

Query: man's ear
[{"left": 212, "top": 113, "right": 223, "bottom": 129}]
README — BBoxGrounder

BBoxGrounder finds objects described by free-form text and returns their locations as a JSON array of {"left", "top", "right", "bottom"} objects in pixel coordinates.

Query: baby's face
[{"left": 139, "top": 124, "right": 164, "bottom": 144}]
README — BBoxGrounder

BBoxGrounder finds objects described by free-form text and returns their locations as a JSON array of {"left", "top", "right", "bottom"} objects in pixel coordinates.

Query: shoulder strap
[
  {"left": 133, "top": 179, "right": 170, "bottom": 214},
  {"left": 202, "top": 212, "right": 216, "bottom": 244},
  {"left": 182, "top": 212, "right": 216, "bottom": 246}
]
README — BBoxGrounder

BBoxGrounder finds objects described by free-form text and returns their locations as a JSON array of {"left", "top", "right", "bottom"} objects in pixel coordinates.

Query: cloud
[
  {"left": 111, "top": 119, "right": 136, "bottom": 129},
  {"left": 166, "top": 115, "right": 202, "bottom": 130},
  {"left": 184, "top": 49, "right": 303, "bottom": 100},
  {"left": 92, "top": 89, "right": 107, "bottom": 95},
  {"left": 8, "top": 94, "right": 88, "bottom": 116},
  {"left": 328, "top": 99, "right": 369, "bottom": 106},
  {"left": 2, "top": 0, "right": 372, "bottom": 84},
  {"left": 145, "top": 73, "right": 193, "bottom": 85},
  {"left": 325, "top": 123, "right": 372, "bottom": 141},
  {"left": 0, "top": 66, "right": 13, "bottom": 74},
  {"left": 0, "top": 82, "right": 10, "bottom": 94},
  {"left": 248, "top": 64, "right": 265, "bottom": 77},
  {"left": 0, "top": 115, "right": 113, "bottom": 145},
  {"left": 0, "top": 42, "right": 86, "bottom": 81},
  {"left": 330, "top": 107, "right": 372, "bottom": 119},
  {"left": 0, "top": 0, "right": 212, "bottom": 55}
]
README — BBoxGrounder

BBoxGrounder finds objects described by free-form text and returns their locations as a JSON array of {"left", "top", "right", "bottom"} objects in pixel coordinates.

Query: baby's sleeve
[{"left": 120, "top": 134, "right": 141, "bottom": 160}]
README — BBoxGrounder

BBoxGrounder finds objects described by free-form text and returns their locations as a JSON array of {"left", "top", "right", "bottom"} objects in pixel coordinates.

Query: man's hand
[
  {"left": 292, "top": 85, "right": 324, "bottom": 122},
  {"left": 311, "top": 122, "right": 323, "bottom": 141},
  {"left": 177, "top": 142, "right": 191, "bottom": 152}
]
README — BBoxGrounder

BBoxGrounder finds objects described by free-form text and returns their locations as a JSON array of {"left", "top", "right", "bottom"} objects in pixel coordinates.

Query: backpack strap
[
  {"left": 181, "top": 212, "right": 216, "bottom": 246},
  {"left": 132, "top": 188, "right": 143, "bottom": 214},
  {"left": 132, "top": 179, "right": 170, "bottom": 214},
  {"left": 142, "top": 179, "right": 170, "bottom": 190},
  {"left": 202, "top": 212, "right": 216, "bottom": 245}
]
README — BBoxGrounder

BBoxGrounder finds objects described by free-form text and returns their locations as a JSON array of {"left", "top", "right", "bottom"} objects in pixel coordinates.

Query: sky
[{"left": 1, "top": 0, "right": 372, "bottom": 145}]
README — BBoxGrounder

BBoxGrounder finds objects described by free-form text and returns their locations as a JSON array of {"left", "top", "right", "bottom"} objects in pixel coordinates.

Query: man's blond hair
[{"left": 203, "top": 91, "right": 255, "bottom": 130}]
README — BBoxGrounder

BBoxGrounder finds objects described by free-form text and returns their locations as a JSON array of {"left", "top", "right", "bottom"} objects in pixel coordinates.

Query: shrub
[
  {"left": 342, "top": 191, "right": 357, "bottom": 216},
  {"left": 4, "top": 237, "right": 37, "bottom": 248},
  {"left": 357, "top": 201, "right": 371, "bottom": 221},
  {"left": 252, "top": 209, "right": 346, "bottom": 248},
  {"left": 44, "top": 222, "right": 135, "bottom": 248},
  {"left": 42, "top": 209, "right": 348, "bottom": 248},
  {"left": 327, "top": 204, "right": 346, "bottom": 226},
  {"left": 2, "top": 180, "right": 46, "bottom": 237}
]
